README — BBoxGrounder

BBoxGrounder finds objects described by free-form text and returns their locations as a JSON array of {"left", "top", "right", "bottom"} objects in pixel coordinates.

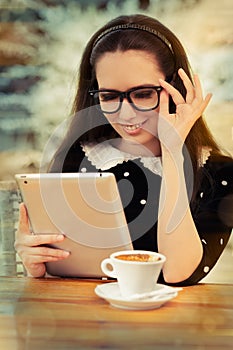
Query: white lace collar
[
  {"left": 81, "top": 140, "right": 163, "bottom": 176},
  {"left": 81, "top": 141, "right": 211, "bottom": 176}
]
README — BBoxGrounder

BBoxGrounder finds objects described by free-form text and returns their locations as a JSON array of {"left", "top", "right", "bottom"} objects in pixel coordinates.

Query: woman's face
[{"left": 95, "top": 50, "right": 165, "bottom": 156}]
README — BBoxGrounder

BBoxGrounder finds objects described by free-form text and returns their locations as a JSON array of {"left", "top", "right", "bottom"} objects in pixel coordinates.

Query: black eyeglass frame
[{"left": 89, "top": 85, "right": 163, "bottom": 114}]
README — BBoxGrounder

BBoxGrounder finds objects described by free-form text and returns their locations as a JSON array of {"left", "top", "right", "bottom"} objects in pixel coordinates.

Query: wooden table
[{"left": 0, "top": 277, "right": 232, "bottom": 350}]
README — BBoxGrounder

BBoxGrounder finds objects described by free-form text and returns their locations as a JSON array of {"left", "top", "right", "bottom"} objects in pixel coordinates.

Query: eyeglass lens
[{"left": 95, "top": 87, "right": 160, "bottom": 113}]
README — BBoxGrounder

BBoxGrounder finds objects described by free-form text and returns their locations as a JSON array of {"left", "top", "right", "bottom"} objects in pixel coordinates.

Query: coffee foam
[{"left": 116, "top": 253, "right": 160, "bottom": 262}]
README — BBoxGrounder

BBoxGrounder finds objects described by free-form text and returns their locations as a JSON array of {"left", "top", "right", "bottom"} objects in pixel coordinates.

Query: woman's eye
[
  {"left": 99, "top": 93, "right": 119, "bottom": 102},
  {"left": 133, "top": 89, "right": 153, "bottom": 99}
]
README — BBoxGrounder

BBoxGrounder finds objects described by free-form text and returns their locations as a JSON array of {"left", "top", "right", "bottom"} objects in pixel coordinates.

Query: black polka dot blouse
[{"left": 50, "top": 141, "right": 233, "bottom": 286}]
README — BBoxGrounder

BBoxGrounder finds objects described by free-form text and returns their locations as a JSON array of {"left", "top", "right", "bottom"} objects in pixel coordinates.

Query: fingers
[
  {"left": 15, "top": 236, "right": 70, "bottom": 278},
  {"left": 25, "top": 233, "right": 65, "bottom": 247},
  {"left": 160, "top": 69, "right": 196, "bottom": 105},
  {"left": 22, "top": 248, "right": 69, "bottom": 278},
  {"left": 178, "top": 68, "right": 195, "bottom": 103},
  {"left": 22, "top": 246, "right": 70, "bottom": 277},
  {"left": 25, "top": 245, "right": 70, "bottom": 261},
  {"left": 27, "top": 264, "right": 47, "bottom": 278},
  {"left": 194, "top": 74, "right": 213, "bottom": 111},
  {"left": 159, "top": 89, "right": 170, "bottom": 117},
  {"left": 15, "top": 231, "right": 68, "bottom": 256},
  {"left": 17, "top": 202, "right": 66, "bottom": 246},
  {"left": 193, "top": 73, "right": 204, "bottom": 101},
  {"left": 196, "top": 92, "right": 212, "bottom": 117},
  {"left": 18, "top": 203, "right": 31, "bottom": 235},
  {"left": 160, "top": 68, "right": 212, "bottom": 112},
  {"left": 15, "top": 202, "right": 70, "bottom": 277},
  {"left": 159, "top": 78, "right": 185, "bottom": 106},
  {"left": 204, "top": 92, "right": 213, "bottom": 106}
]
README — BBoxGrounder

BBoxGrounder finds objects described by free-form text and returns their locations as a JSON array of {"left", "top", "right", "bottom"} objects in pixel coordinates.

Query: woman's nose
[{"left": 118, "top": 98, "right": 136, "bottom": 121}]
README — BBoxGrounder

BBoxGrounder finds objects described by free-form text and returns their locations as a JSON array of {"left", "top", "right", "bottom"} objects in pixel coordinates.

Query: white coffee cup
[{"left": 101, "top": 250, "right": 166, "bottom": 297}]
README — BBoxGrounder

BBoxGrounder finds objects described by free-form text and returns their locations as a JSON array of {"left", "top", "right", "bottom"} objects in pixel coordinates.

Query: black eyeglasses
[{"left": 89, "top": 85, "right": 163, "bottom": 114}]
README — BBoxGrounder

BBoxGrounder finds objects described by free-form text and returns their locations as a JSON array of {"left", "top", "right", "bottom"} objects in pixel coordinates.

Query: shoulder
[
  {"left": 192, "top": 152, "right": 233, "bottom": 207},
  {"left": 194, "top": 152, "right": 233, "bottom": 223},
  {"left": 206, "top": 152, "right": 233, "bottom": 168},
  {"left": 202, "top": 153, "right": 233, "bottom": 188}
]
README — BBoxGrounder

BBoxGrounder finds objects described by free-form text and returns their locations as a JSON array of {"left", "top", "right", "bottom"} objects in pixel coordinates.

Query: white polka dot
[
  {"left": 124, "top": 172, "right": 129, "bottom": 177},
  {"left": 220, "top": 238, "right": 224, "bottom": 245},
  {"left": 221, "top": 180, "right": 228, "bottom": 186},
  {"left": 200, "top": 192, "right": 204, "bottom": 198},
  {"left": 81, "top": 167, "right": 87, "bottom": 173},
  {"left": 203, "top": 266, "right": 210, "bottom": 273},
  {"left": 201, "top": 239, "right": 207, "bottom": 245},
  {"left": 140, "top": 199, "right": 146, "bottom": 205}
]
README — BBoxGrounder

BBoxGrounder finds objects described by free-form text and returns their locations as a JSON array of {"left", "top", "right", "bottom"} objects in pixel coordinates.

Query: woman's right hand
[{"left": 14, "top": 203, "right": 70, "bottom": 278}]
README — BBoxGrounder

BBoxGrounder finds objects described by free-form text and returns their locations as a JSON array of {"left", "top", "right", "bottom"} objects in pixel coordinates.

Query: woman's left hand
[{"left": 158, "top": 68, "right": 212, "bottom": 152}]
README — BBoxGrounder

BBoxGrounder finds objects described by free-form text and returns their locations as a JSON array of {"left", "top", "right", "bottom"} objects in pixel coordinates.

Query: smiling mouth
[{"left": 123, "top": 122, "right": 145, "bottom": 131}]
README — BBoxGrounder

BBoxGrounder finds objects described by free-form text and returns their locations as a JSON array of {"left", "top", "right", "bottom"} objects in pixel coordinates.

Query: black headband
[{"left": 92, "top": 23, "right": 174, "bottom": 54}]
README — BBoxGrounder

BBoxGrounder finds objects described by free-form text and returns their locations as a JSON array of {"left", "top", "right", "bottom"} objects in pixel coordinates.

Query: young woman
[{"left": 15, "top": 14, "right": 233, "bottom": 285}]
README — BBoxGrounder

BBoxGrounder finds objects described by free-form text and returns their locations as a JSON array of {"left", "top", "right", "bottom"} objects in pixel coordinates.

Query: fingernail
[
  {"left": 63, "top": 251, "right": 70, "bottom": 257},
  {"left": 56, "top": 234, "right": 65, "bottom": 241}
]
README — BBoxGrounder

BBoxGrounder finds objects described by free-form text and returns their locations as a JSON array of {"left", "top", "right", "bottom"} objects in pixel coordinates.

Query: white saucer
[{"left": 95, "top": 282, "right": 178, "bottom": 310}]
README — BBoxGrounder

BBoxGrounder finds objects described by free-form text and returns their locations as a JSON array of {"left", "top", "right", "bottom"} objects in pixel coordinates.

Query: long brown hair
[{"left": 51, "top": 14, "right": 223, "bottom": 173}]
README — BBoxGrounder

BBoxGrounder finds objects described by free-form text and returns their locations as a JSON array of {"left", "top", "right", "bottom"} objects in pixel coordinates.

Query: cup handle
[{"left": 101, "top": 258, "right": 116, "bottom": 278}]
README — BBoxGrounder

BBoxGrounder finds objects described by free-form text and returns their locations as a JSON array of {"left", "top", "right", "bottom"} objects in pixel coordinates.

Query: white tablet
[{"left": 15, "top": 173, "right": 133, "bottom": 278}]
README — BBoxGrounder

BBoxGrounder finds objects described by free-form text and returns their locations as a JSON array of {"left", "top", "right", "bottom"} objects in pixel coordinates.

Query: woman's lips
[{"left": 122, "top": 121, "right": 146, "bottom": 135}]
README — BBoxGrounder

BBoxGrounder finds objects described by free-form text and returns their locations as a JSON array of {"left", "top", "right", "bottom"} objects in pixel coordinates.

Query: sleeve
[{"left": 169, "top": 155, "right": 233, "bottom": 286}]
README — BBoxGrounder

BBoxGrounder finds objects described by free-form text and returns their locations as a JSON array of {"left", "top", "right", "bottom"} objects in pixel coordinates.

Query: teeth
[{"left": 125, "top": 123, "right": 142, "bottom": 131}]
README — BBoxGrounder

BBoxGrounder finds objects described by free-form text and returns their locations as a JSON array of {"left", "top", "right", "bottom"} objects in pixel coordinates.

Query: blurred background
[{"left": 0, "top": 0, "right": 232, "bottom": 179}]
